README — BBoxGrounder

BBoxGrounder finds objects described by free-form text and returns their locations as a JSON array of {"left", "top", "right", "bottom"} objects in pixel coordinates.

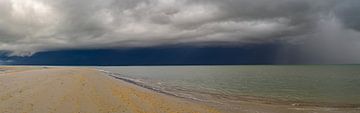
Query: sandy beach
[
  {"left": 0, "top": 67, "right": 219, "bottom": 113},
  {"left": 1, "top": 66, "right": 359, "bottom": 113}
]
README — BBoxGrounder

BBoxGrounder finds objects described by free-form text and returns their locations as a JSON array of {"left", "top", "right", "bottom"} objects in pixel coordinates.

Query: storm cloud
[{"left": 0, "top": 0, "right": 360, "bottom": 62}]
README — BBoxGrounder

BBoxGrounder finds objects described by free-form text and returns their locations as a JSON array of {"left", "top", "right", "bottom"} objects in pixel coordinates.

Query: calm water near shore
[{"left": 97, "top": 65, "right": 360, "bottom": 107}]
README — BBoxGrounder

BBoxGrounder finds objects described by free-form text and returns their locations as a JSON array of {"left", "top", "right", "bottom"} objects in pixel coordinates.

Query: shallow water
[{"left": 97, "top": 65, "right": 360, "bottom": 107}]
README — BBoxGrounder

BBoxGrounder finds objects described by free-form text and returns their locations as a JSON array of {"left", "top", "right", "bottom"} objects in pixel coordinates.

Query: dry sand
[{"left": 0, "top": 67, "right": 219, "bottom": 113}]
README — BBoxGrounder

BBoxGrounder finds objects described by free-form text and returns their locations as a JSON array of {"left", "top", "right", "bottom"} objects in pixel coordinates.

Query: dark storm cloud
[{"left": 0, "top": 0, "right": 359, "bottom": 62}]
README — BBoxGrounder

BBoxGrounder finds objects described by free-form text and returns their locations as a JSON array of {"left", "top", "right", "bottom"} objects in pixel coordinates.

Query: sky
[{"left": 0, "top": 0, "right": 360, "bottom": 65}]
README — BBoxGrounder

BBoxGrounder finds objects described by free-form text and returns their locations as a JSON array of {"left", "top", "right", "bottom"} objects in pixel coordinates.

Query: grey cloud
[
  {"left": 335, "top": 0, "right": 360, "bottom": 31},
  {"left": 0, "top": 0, "right": 359, "bottom": 59},
  {"left": 277, "top": 15, "right": 360, "bottom": 64}
]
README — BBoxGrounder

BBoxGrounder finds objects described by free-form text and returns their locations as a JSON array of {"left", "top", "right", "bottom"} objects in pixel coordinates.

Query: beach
[
  {"left": 1, "top": 66, "right": 359, "bottom": 113},
  {"left": 0, "top": 67, "right": 218, "bottom": 113}
]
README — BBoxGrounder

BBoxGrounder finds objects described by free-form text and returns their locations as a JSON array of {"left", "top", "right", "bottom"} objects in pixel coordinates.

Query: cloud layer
[{"left": 0, "top": 0, "right": 360, "bottom": 60}]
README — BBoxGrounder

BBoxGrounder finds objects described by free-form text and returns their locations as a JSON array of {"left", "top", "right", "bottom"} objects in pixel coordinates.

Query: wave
[{"left": 97, "top": 69, "right": 209, "bottom": 103}]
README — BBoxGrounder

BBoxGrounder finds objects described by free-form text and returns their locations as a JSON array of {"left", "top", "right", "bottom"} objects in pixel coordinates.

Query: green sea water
[{"left": 98, "top": 65, "right": 360, "bottom": 106}]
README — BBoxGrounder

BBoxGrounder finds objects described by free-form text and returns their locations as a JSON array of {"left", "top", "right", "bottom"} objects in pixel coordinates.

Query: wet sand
[{"left": 0, "top": 67, "right": 219, "bottom": 113}]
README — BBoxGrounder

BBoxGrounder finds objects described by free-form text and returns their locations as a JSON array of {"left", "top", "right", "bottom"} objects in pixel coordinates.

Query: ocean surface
[{"left": 96, "top": 65, "right": 360, "bottom": 107}]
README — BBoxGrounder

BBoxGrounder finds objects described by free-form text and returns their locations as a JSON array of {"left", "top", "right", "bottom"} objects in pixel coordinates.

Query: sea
[{"left": 96, "top": 65, "right": 360, "bottom": 108}]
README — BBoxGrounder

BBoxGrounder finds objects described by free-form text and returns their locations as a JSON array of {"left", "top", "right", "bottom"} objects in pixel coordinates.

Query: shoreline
[
  {"left": 98, "top": 69, "right": 209, "bottom": 102},
  {"left": 97, "top": 68, "right": 360, "bottom": 113},
  {"left": 98, "top": 69, "right": 360, "bottom": 109}
]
